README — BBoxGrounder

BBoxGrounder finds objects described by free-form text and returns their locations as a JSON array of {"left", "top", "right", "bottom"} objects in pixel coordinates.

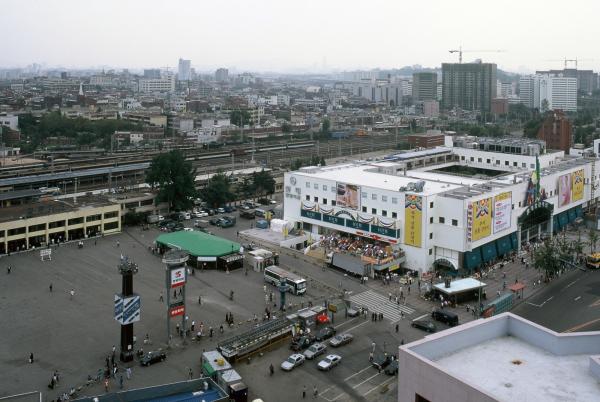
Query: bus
[
  {"left": 586, "top": 253, "right": 600, "bottom": 269},
  {"left": 264, "top": 265, "right": 307, "bottom": 295}
]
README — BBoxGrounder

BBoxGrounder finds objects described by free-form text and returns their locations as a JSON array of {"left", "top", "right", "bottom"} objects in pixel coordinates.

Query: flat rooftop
[
  {"left": 0, "top": 196, "right": 116, "bottom": 223},
  {"left": 435, "top": 336, "right": 599, "bottom": 402}
]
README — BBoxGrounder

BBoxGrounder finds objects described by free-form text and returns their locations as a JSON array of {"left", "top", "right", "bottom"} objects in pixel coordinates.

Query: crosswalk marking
[{"left": 349, "top": 290, "right": 415, "bottom": 321}]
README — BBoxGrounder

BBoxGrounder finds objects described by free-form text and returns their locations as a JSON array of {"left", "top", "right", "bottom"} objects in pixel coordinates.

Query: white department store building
[{"left": 283, "top": 136, "right": 599, "bottom": 274}]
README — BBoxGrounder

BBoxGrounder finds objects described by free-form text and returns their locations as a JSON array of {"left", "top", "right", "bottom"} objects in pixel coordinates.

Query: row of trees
[
  {"left": 533, "top": 229, "right": 599, "bottom": 279},
  {"left": 18, "top": 111, "right": 143, "bottom": 152},
  {"left": 146, "top": 150, "right": 276, "bottom": 211}
]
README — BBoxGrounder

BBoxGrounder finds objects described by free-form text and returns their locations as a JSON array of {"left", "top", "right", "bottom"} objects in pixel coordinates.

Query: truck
[{"left": 147, "top": 214, "right": 163, "bottom": 224}]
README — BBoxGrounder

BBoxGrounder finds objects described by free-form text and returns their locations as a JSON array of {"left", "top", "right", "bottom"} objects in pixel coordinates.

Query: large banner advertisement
[
  {"left": 493, "top": 192, "right": 512, "bottom": 234},
  {"left": 558, "top": 174, "right": 572, "bottom": 207},
  {"left": 170, "top": 267, "right": 186, "bottom": 288},
  {"left": 404, "top": 195, "right": 422, "bottom": 247},
  {"left": 572, "top": 169, "right": 584, "bottom": 202},
  {"left": 336, "top": 183, "right": 360, "bottom": 210},
  {"left": 471, "top": 198, "right": 492, "bottom": 241}
]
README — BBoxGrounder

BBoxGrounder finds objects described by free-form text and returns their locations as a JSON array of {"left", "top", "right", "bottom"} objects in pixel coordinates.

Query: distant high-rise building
[
  {"left": 412, "top": 72, "right": 437, "bottom": 102},
  {"left": 441, "top": 62, "right": 497, "bottom": 112},
  {"left": 536, "top": 68, "right": 598, "bottom": 94},
  {"left": 519, "top": 74, "right": 577, "bottom": 112},
  {"left": 215, "top": 68, "right": 229, "bottom": 82},
  {"left": 143, "top": 69, "right": 161, "bottom": 79},
  {"left": 178, "top": 59, "right": 191, "bottom": 81}
]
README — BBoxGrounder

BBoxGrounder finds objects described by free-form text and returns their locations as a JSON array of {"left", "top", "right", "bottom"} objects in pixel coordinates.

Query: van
[{"left": 431, "top": 309, "right": 459, "bottom": 327}]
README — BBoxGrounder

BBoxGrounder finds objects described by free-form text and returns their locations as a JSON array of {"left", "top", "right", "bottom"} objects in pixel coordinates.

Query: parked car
[
  {"left": 317, "top": 354, "right": 342, "bottom": 371},
  {"left": 371, "top": 354, "right": 391, "bottom": 371},
  {"left": 290, "top": 336, "right": 315, "bottom": 351},
  {"left": 182, "top": 212, "right": 191, "bottom": 220},
  {"left": 329, "top": 333, "right": 353, "bottom": 347},
  {"left": 315, "top": 326, "right": 336, "bottom": 342},
  {"left": 346, "top": 307, "right": 359, "bottom": 317},
  {"left": 183, "top": 227, "right": 194, "bottom": 232},
  {"left": 224, "top": 206, "right": 235, "bottom": 213},
  {"left": 384, "top": 360, "right": 398, "bottom": 375},
  {"left": 431, "top": 309, "right": 459, "bottom": 327},
  {"left": 303, "top": 343, "right": 327, "bottom": 360},
  {"left": 280, "top": 354, "right": 305, "bottom": 371},
  {"left": 411, "top": 319, "right": 437, "bottom": 333},
  {"left": 217, "top": 207, "right": 226, "bottom": 214},
  {"left": 258, "top": 198, "right": 270, "bottom": 205},
  {"left": 207, "top": 209, "right": 215, "bottom": 216},
  {"left": 209, "top": 218, "right": 220, "bottom": 226},
  {"left": 140, "top": 350, "right": 166, "bottom": 366}
]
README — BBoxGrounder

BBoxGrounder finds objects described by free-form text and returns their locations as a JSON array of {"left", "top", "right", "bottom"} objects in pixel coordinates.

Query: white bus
[{"left": 264, "top": 265, "right": 307, "bottom": 295}]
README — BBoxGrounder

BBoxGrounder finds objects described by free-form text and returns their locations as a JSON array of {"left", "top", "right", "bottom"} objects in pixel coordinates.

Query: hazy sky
[{"left": 2, "top": 0, "right": 599, "bottom": 73}]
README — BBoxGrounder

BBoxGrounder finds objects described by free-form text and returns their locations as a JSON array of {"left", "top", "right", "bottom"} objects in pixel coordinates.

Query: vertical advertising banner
[
  {"left": 558, "top": 174, "right": 572, "bottom": 207},
  {"left": 572, "top": 169, "right": 584, "bottom": 202},
  {"left": 493, "top": 192, "right": 512, "bottom": 234},
  {"left": 170, "top": 267, "right": 186, "bottom": 288},
  {"left": 336, "top": 183, "right": 360, "bottom": 210},
  {"left": 471, "top": 198, "right": 492, "bottom": 241},
  {"left": 404, "top": 195, "right": 422, "bottom": 247}
]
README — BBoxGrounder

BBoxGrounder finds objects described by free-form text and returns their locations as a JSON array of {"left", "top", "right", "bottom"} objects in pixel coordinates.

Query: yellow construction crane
[{"left": 448, "top": 46, "right": 505, "bottom": 63}]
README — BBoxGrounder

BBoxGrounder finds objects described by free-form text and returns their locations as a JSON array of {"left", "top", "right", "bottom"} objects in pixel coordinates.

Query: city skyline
[{"left": 2, "top": 0, "right": 600, "bottom": 74}]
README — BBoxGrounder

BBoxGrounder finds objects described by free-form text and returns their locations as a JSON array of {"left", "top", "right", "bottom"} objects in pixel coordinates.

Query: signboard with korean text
[
  {"left": 345, "top": 219, "right": 369, "bottom": 231},
  {"left": 493, "top": 192, "right": 512, "bottom": 234},
  {"left": 300, "top": 209, "right": 322, "bottom": 220},
  {"left": 572, "top": 169, "right": 584, "bottom": 202},
  {"left": 169, "top": 303, "right": 185, "bottom": 317},
  {"left": 404, "top": 195, "right": 422, "bottom": 247},
  {"left": 370, "top": 224, "right": 399, "bottom": 238},
  {"left": 471, "top": 198, "right": 492, "bottom": 241},
  {"left": 170, "top": 267, "right": 186, "bottom": 288},
  {"left": 323, "top": 214, "right": 344, "bottom": 226}
]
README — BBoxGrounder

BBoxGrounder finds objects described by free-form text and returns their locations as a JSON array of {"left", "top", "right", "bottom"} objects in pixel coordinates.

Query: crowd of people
[{"left": 321, "top": 233, "right": 403, "bottom": 261}]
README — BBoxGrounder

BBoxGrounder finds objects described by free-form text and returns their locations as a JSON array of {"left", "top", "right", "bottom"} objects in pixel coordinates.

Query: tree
[
  {"left": 282, "top": 122, "right": 292, "bottom": 133},
  {"left": 589, "top": 229, "right": 599, "bottom": 253},
  {"left": 202, "top": 173, "right": 234, "bottom": 208},
  {"left": 146, "top": 150, "right": 196, "bottom": 211},
  {"left": 321, "top": 118, "right": 330, "bottom": 135},
  {"left": 533, "top": 239, "right": 562, "bottom": 279},
  {"left": 230, "top": 110, "right": 251, "bottom": 127},
  {"left": 252, "top": 169, "right": 275, "bottom": 198},
  {"left": 237, "top": 177, "right": 255, "bottom": 202}
]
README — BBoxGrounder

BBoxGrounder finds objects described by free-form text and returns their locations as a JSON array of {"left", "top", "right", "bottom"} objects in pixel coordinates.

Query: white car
[
  {"left": 303, "top": 342, "right": 327, "bottom": 360},
  {"left": 217, "top": 207, "right": 226, "bottom": 214},
  {"left": 281, "top": 354, "right": 305, "bottom": 371},
  {"left": 183, "top": 227, "right": 194, "bottom": 232},
  {"left": 183, "top": 212, "right": 191, "bottom": 220},
  {"left": 157, "top": 215, "right": 165, "bottom": 221},
  {"left": 317, "top": 354, "right": 341, "bottom": 371}
]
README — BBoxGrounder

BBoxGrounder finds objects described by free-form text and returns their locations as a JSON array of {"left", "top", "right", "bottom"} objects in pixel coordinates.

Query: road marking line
[
  {"left": 344, "top": 365, "right": 373, "bottom": 381},
  {"left": 575, "top": 296, "right": 582, "bottom": 301},
  {"left": 565, "top": 279, "right": 580, "bottom": 289},
  {"left": 361, "top": 376, "right": 397, "bottom": 396},
  {"left": 340, "top": 320, "right": 370, "bottom": 333},
  {"left": 526, "top": 296, "right": 553, "bottom": 308},
  {"left": 334, "top": 317, "right": 358, "bottom": 329},
  {"left": 564, "top": 317, "right": 600, "bottom": 333},
  {"left": 352, "top": 372, "right": 382, "bottom": 389},
  {"left": 330, "top": 393, "right": 347, "bottom": 401}
]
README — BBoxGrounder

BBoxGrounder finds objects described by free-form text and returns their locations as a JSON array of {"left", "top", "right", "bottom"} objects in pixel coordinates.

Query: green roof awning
[{"left": 156, "top": 231, "right": 241, "bottom": 258}]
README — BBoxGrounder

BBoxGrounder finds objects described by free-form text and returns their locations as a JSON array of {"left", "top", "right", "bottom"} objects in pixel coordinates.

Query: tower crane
[
  {"left": 448, "top": 46, "right": 505, "bottom": 63},
  {"left": 542, "top": 58, "right": 595, "bottom": 69}
]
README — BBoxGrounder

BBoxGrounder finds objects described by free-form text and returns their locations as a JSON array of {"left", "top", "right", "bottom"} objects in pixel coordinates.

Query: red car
[{"left": 316, "top": 314, "right": 330, "bottom": 324}]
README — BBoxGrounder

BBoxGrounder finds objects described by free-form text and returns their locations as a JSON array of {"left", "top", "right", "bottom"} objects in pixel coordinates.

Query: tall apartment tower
[
  {"left": 441, "top": 62, "right": 497, "bottom": 112},
  {"left": 412, "top": 72, "right": 438, "bottom": 102},
  {"left": 519, "top": 75, "right": 577, "bottom": 112},
  {"left": 178, "top": 59, "right": 191, "bottom": 81},
  {"left": 215, "top": 68, "right": 229, "bottom": 82}
]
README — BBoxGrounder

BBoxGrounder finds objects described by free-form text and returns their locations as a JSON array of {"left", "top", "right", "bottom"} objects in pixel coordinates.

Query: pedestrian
[
  {"left": 209, "top": 327, "right": 213, "bottom": 338},
  {"left": 176, "top": 323, "right": 180, "bottom": 335},
  {"left": 302, "top": 385, "right": 307, "bottom": 399},
  {"left": 173, "top": 289, "right": 177, "bottom": 298},
  {"left": 264, "top": 284, "right": 267, "bottom": 293},
  {"left": 388, "top": 292, "right": 392, "bottom": 301},
  {"left": 379, "top": 312, "right": 384, "bottom": 321},
  {"left": 49, "top": 283, "right": 53, "bottom": 292},
  {"left": 119, "top": 375, "right": 123, "bottom": 389},
  {"left": 219, "top": 324, "right": 224, "bottom": 334},
  {"left": 159, "top": 291, "right": 164, "bottom": 302},
  {"left": 116, "top": 240, "right": 120, "bottom": 247},
  {"left": 69, "top": 289, "right": 75, "bottom": 300},
  {"left": 191, "top": 321, "right": 195, "bottom": 332},
  {"left": 29, "top": 352, "right": 34, "bottom": 363},
  {"left": 400, "top": 311, "right": 404, "bottom": 320},
  {"left": 126, "top": 367, "right": 131, "bottom": 380},
  {"left": 395, "top": 323, "right": 399, "bottom": 333},
  {"left": 105, "top": 356, "right": 110, "bottom": 369},
  {"left": 104, "top": 378, "right": 109, "bottom": 392},
  {"left": 369, "top": 352, "right": 374, "bottom": 362},
  {"left": 313, "top": 385, "right": 318, "bottom": 399},
  {"left": 112, "top": 345, "right": 116, "bottom": 356},
  {"left": 188, "top": 367, "right": 193, "bottom": 380}
]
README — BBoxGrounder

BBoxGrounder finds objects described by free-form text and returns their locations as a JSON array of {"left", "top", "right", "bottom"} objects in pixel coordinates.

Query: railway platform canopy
[{"left": 155, "top": 231, "right": 242, "bottom": 270}]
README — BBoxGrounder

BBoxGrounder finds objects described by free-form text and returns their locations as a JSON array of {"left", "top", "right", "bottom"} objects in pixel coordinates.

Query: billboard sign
[
  {"left": 572, "top": 169, "right": 584, "bottom": 202},
  {"left": 404, "top": 195, "right": 422, "bottom": 247},
  {"left": 114, "top": 294, "right": 141, "bottom": 324},
  {"left": 471, "top": 198, "right": 492, "bottom": 241},
  {"left": 336, "top": 183, "right": 360, "bottom": 210},
  {"left": 558, "top": 174, "right": 572, "bottom": 207},
  {"left": 493, "top": 192, "right": 512, "bottom": 234},
  {"left": 169, "top": 303, "right": 185, "bottom": 317},
  {"left": 170, "top": 267, "right": 186, "bottom": 288}
]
